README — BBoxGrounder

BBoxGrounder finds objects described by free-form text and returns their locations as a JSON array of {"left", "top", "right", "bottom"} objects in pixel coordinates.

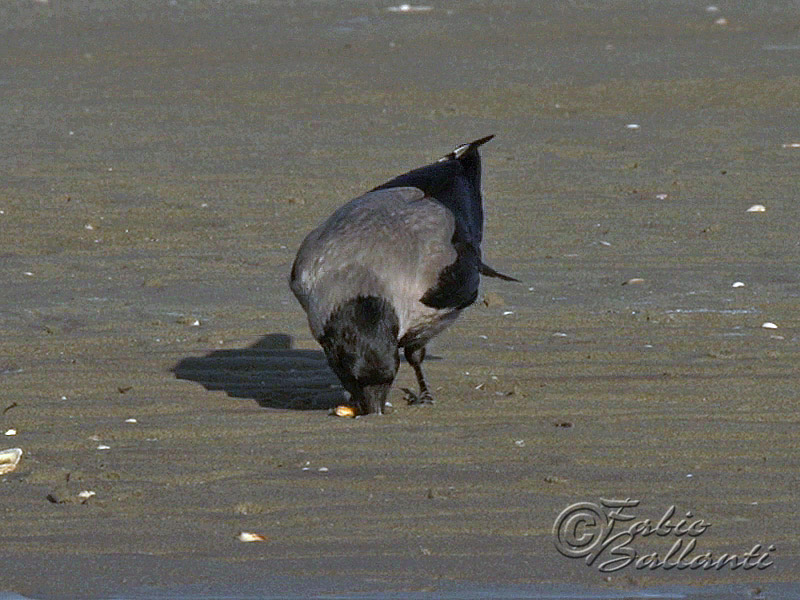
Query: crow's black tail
[{"left": 479, "top": 261, "right": 520, "bottom": 282}]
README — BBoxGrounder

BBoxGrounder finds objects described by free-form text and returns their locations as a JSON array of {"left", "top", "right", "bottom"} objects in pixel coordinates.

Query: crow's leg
[{"left": 402, "top": 345, "right": 434, "bottom": 405}]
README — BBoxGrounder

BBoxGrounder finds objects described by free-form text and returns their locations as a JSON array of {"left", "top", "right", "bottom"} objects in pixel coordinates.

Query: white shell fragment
[
  {"left": 731, "top": 281, "right": 745, "bottom": 288},
  {"left": 78, "top": 490, "right": 96, "bottom": 501},
  {"left": 761, "top": 322, "right": 778, "bottom": 329},
  {"left": 4, "top": 429, "right": 16, "bottom": 436},
  {"left": 96, "top": 444, "right": 111, "bottom": 450},
  {"left": 782, "top": 143, "right": 800, "bottom": 148},
  {"left": 237, "top": 532, "right": 267, "bottom": 542},
  {"left": 625, "top": 123, "right": 640, "bottom": 130},
  {"left": 124, "top": 418, "right": 138, "bottom": 424},
  {"left": 746, "top": 204, "right": 766, "bottom": 212},
  {"left": 387, "top": 4, "right": 433, "bottom": 12},
  {"left": 0, "top": 448, "right": 22, "bottom": 475},
  {"left": 623, "top": 277, "right": 645, "bottom": 285}
]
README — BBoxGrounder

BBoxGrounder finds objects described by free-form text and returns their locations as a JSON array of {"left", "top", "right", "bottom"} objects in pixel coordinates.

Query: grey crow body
[{"left": 290, "top": 135, "right": 517, "bottom": 415}]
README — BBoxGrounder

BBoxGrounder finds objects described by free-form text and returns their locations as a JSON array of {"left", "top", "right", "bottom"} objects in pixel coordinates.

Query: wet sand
[{"left": 1, "top": 1, "right": 799, "bottom": 598}]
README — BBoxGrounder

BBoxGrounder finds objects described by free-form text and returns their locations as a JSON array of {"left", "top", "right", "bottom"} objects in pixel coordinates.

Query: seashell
[
  {"left": 746, "top": 204, "right": 766, "bottom": 212},
  {"left": 334, "top": 405, "right": 356, "bottom": 418},
  {"left": 782, "top": 143, "right": 800, "bottom": 148},
  {"left": 761, "top": 322, "right": 778, "bottom": 329},
  {"left": 622, "top": 277, "right": 645, "bottom": 285},
  {"left": 78, "top": 490, "right": 96, "bottom": 501},
  {"left": 4, "top": 429, "right": 16, "bottom": 436},
  {"left": 0, "top": 448, "right": 22, "bottom": 475},
  {"left": 625, "top": 123, "right": 640, "bottom": 130},
  {"left": 237, "top": 532, "right": 267, "bottom": 542},
  {"left": 387, "top": 4, "right": 433, "bottom": 12},
  {"left": 731, "top": 281, "right": 745, "bottom": 288},
  {"left": 124, "top": 418, "right": 137, "bottom": 423}
]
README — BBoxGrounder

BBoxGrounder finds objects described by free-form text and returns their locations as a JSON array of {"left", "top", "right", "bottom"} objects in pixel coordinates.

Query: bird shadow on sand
[{"left": 171, "top": 333, "right": 345, "bottom": 410}]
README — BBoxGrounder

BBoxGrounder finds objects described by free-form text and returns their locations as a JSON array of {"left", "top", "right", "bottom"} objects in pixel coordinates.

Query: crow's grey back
[{"left": 290, "top": 187, "right": 460, "bottom": 339}]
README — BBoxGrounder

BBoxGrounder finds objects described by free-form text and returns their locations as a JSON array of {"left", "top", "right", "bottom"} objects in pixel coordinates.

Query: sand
[{"left": 1, "top": 1, "right": 799, "bottom": 598}]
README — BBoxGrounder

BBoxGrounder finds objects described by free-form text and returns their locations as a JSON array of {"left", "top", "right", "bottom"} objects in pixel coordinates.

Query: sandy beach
[{"left": 1, "top": 1, "right": 799, "bottom": 598}]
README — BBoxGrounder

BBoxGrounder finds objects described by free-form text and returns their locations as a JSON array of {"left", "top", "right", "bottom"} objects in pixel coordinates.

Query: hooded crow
[{"left": 290, "top": 135, "right": 518, "bottom": 415}]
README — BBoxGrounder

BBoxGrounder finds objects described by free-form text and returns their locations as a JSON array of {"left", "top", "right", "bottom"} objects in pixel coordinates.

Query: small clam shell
[
  {"left": 0, "top": 447, "right": 22, "bottom": 475},
  {"left": 334, "top": 405, "right": 356, "bottom": 418},
  {"left": 762, "top": 322, "right": 778, "bottom": 329},
  {"left": 746, "top": 204, "right": 766, "bottom": 212},
  {"left": 237, "top": 532, "right": 267, "bottom": 542},
  {"left": 387, "top": 4, "right": 433, "bottom": 12}
]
